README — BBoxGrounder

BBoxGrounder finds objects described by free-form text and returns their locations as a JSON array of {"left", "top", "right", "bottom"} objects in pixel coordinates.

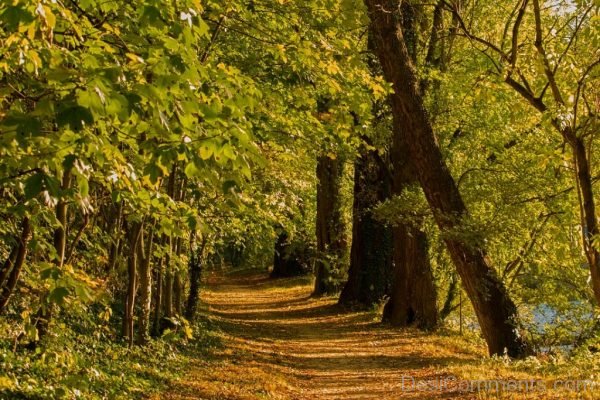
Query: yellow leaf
[{"left": 126, "top": 53, "right": 144, "bottom": 64}]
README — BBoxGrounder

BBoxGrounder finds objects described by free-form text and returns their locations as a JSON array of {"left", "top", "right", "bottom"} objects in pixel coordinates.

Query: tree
[
  {"left": 314, "top": 155, "right": 348, "bottom": 296},
  {"left": 339, "top": 141, "right": 393, "bottom": 307},
  {"left": 446, "top": 0, "right": 600, "bottom": 305},
  {"left": 363, "top": 0, "right": 529, "bottom": 357}
]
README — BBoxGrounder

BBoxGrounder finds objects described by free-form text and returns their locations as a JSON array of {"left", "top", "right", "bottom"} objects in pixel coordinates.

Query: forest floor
[{"left": 155, "top": 270, "right": 598, "bottom": 399}]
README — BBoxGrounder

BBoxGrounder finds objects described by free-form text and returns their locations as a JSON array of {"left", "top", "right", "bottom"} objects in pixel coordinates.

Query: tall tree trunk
[
  {"left": 123, "top": 221, "right": 142, "bottom": 346},
  {"left": 185, "top": 233, "right": 205, "bottom": 322},
  {"left": 163, "top": 236, "right": 174, "bottom": 318},
  {"left": 37, "top": 171, "right": 72, "bottom": 339},
  {"left": 152, "top": 234, "right": 167, "bottom": 336},
  {"left": 572, "top": 135, "right": 600, "bottom": 304},
  {"left": 173, "top": 237, "right": 183, "bottom": 315},
  {"left": 314, "top": 155, "right": 347, "bottom": 296},
  {"left": 162, "top": 165, "right": 178, "bottom": 318},
  {"left": 382, "top": 2, "right": 438, "bottom": 329},
  {"left": 107, "top": 201, "right": 123, "bottom": 272},
  {"left": 0, "top": 218, "right": 32, "bottom": 313},
  {"left": 364, "top": 0, "right": 529, "bottom": 357},
  {"left": 339, "top": 146, "right": 393, "bottom": 307},
  {"left": 136, "top": 223, "right": 154, "bottom": 345}
]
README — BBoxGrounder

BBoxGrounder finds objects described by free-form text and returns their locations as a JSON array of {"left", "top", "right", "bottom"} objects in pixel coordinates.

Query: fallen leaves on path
[{"left": 156, "top": 271, "right": 594, "bottom": 399}]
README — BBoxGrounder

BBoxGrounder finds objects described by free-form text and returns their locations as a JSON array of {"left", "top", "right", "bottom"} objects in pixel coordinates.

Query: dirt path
[{"left": 160, "top": 270, "right": 485, "bottom": 399}]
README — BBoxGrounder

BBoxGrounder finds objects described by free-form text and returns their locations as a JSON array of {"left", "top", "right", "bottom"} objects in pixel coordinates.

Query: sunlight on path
[{"left": 158, "top": 270, "right": 484, "bottom": 399}]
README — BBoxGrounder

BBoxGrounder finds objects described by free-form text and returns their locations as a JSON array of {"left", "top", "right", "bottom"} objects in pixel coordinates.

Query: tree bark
[
  {"left": 364, "top": 0, "right": 529, "bottom": 357},
  {"left": 314, "top": 155, "right": 347, "bottom": 296},
  {"left": 383, "top": 227, "right": 438, "bottom": 329},
  {"left": 339, "top": 146, "right": 393, "bottom": 307}
]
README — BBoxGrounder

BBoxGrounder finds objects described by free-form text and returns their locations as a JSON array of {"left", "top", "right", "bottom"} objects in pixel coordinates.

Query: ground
[{"left": 155, "top": 270, "right": 598, "bottom": 399}]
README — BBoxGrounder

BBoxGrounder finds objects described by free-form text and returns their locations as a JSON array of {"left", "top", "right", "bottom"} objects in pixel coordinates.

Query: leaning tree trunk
[
  {"left": 339, "top": 146, "right": 393, "bottom": 307},
  {"left": 364, "top": 0, "right": 529, "bottom": 357},
  {"left": 314, "top": 155, "right": 347, "bottom": 296},
  {"left": 0, "top": 218, "right": 32, "bottom": 313}
]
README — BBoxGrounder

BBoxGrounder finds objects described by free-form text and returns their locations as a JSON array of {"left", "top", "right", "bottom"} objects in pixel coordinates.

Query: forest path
[{"left": 158, "top": 269, "right": 483, "bottom": 399}]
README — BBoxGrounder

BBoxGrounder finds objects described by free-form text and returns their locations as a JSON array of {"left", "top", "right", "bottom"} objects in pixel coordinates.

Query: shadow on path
[{"left": 160, "top": 270, "right": 484, "bottom": 400}]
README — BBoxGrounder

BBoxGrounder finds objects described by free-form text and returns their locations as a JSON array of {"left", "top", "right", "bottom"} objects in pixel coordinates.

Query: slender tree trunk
[
  {"left": 364, "top": 0, "right": 529, "bottom": 357},
  {"left": 162, "top": 166, "right": 178, "bottom": 318},
  {"left": 440, "top": 273, "right": 459, "bottom": 320},
  {"left": 173, "top": 237, "right": 183, "bottom": 315},
  {"left": 572, "top": 136, "right": 600, "bottom": 304},
  {"left": 136, "top": 223, "right": 154, "bottom": 345},
  {"left": 0, "top": 218, "right": 32, "bottom": 313},
  {"left": 37, "top": 171, "right": 72, "bottom": 339},
  {"left": 339, "top": 146, "right": 393, "bottom": 307},
  {"left": 185, "top": 233, "right": 205, "bottom": 322},
  {"left": 163, "top": 236, "right": 174, "bottom": 318},
  {"left": 152, "top": 246, "right": 164, "bottom": 336},
  {"left": 107, "top": 201, "right": 123, "bottom": 272},
  {"left": 123, "top": 221, "right": 142, "bottom": 346},
  {"left": 314, "top": 155, "right": 347, "bottom": 296}
]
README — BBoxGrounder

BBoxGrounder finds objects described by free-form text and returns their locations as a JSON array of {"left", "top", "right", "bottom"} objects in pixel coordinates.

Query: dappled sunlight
[{"left": 159, "top": 271, "right": 488, "bottom": 399}]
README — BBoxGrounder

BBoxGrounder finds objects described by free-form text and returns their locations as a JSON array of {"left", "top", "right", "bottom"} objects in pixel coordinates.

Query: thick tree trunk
[
  {"left": 136, "top": 224, "right": 154, "bottom": 345},
  {"left": 0, "top": 218, "right": 31, "bottom": 313},
  {"left": 364, "top": 0, "right": 529, "bottom": 357},
  {"left": 383, "top": 227, "right": 438, "bottom": 329},
  {"left": 380, "top": 2, "right": 438, "bottom": 329},
  {"left": 314, "top": 155, "right": 347, "bottom": 296},
  {"left": 339, "top": 147, "right": 393, "bottom": 307}
]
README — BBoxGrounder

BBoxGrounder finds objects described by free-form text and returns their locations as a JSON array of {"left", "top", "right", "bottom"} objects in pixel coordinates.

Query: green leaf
[
  {"left": 24, "top": 174, "right": 44, "bottom": 200},
  {"left": 57, "top": 106, "right": 94, "bottom": 131},
  {"left": 48, "top": 287, "right": 71, "bottom": 306}
]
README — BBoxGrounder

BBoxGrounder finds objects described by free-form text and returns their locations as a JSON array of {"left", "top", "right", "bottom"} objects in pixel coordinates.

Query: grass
[{"left": 4, "top": 268, "right": 599, "bottom": 399}]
